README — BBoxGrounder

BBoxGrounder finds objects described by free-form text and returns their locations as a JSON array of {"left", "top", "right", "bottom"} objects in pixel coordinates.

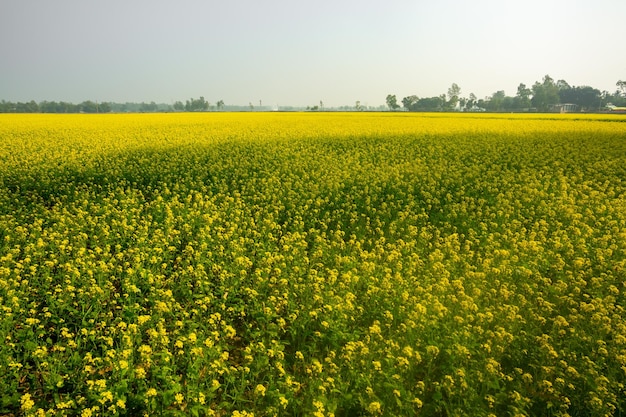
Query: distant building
[{"left": 551, "top": 103, "right": 578, "bottom": 113}]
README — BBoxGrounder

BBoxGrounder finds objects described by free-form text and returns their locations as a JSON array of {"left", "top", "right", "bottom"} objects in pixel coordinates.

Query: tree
[
  {"left": 616, "top": 80, "right": 626, "bottom": 97},
  {"left": 487, "top": 90, "right": 506, "bottom": 111},
  {"left": 8, "top": 100, "right": 40, "bottom": 113},
  {"left": 556, "top": 79, "right": 571, "bottom": 91},
  {"left": 40, "top": 101, "right": 59, "bottom": 113},
  {"left": 185, "top": 97, "right": 209, "bottom": 111},
  {"left": 609, "top": 83, "right": 626, "bottom": 107},
  {"left": 197, "top": 96, "right": 209, "bottom": 111},
  {"left": 80, "top": 100, "right": 98, "bottom": 113},
  {"left": 447, "top": 83, "right": 461, "bottom": 109},
  {"left": 560, "top": 85, "right": 601, "bottom": 111},
  {"left": 465, "top": 93, "right": 477, "bottom": 110},
  {"left": 140, "top": 101, "right": 158, "bottom": 112},
  {"left": 216, "top": 100, "right": 225, "bottom": 111},
  {"left": 575, "top": 86, "right": 601, "bottom": 110},
  {"left": 477, "top": 97, "right": 489, "bottom": 109},
  {"left": 531, "top": 75, "right": 560, "bottom": 111},
  {"left": 402, "top": 95, "right": 418, "bottom": 111},
  {"left": 400, "top": 95, "right": 448, "bottom": 112},
  {"left": 556, "top": 80, "right": 573, "bottom": 105},
  {"left": 386, "top": 94, "right": 400, "bottom": 111},
  {"left": 516, "top": 83, "right": 532, "bottom": 109},
  {"left": 415, "top": 96, "right": 445, "bottom": 112},
  {"left": 99, "top": 102, "right": 112, "bottom": 113}
]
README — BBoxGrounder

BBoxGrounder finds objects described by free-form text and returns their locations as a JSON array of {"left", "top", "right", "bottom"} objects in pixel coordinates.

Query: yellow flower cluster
[{"left": 1, "top": 112, "right": 625, "bottom": 416}]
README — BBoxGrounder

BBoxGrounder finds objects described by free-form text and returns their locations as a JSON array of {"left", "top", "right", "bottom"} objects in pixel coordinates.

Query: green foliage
[
  {"left": 185, "top": 97, "right": 209, "bottom": 112},
  {"left": 386, "top": 95, "right": 400, "bottom": 111}
]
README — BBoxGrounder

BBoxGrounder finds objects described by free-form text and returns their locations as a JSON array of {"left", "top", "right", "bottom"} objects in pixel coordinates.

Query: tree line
[
  {"left": 0, "top": 97, "right": 226, "bottom": 113},
  {"left": 2, "top": 76, "right": 626, "bottom": 113},
  {"left": 387, "top": 76, "right": 626, "bottom": 112}
]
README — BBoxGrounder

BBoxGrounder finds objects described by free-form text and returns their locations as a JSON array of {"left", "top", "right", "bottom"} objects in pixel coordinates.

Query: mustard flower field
[{"left": 1, "top": 113, "right": 625, "bottom": 416}]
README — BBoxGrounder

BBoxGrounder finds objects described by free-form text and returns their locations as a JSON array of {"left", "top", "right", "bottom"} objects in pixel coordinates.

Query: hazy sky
[{"left": 1, "top": 0, "right": 625, "bottom": 107}]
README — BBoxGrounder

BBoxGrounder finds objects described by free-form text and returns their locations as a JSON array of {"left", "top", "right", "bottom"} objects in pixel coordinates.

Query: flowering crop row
[{"left": 1, "top": 112, "right": 625, "bottom": 416}]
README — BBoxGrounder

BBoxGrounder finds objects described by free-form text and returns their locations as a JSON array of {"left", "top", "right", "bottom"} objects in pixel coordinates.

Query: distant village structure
[{"left": 552, "top": 103, "right": 578, "bottom": 113}]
